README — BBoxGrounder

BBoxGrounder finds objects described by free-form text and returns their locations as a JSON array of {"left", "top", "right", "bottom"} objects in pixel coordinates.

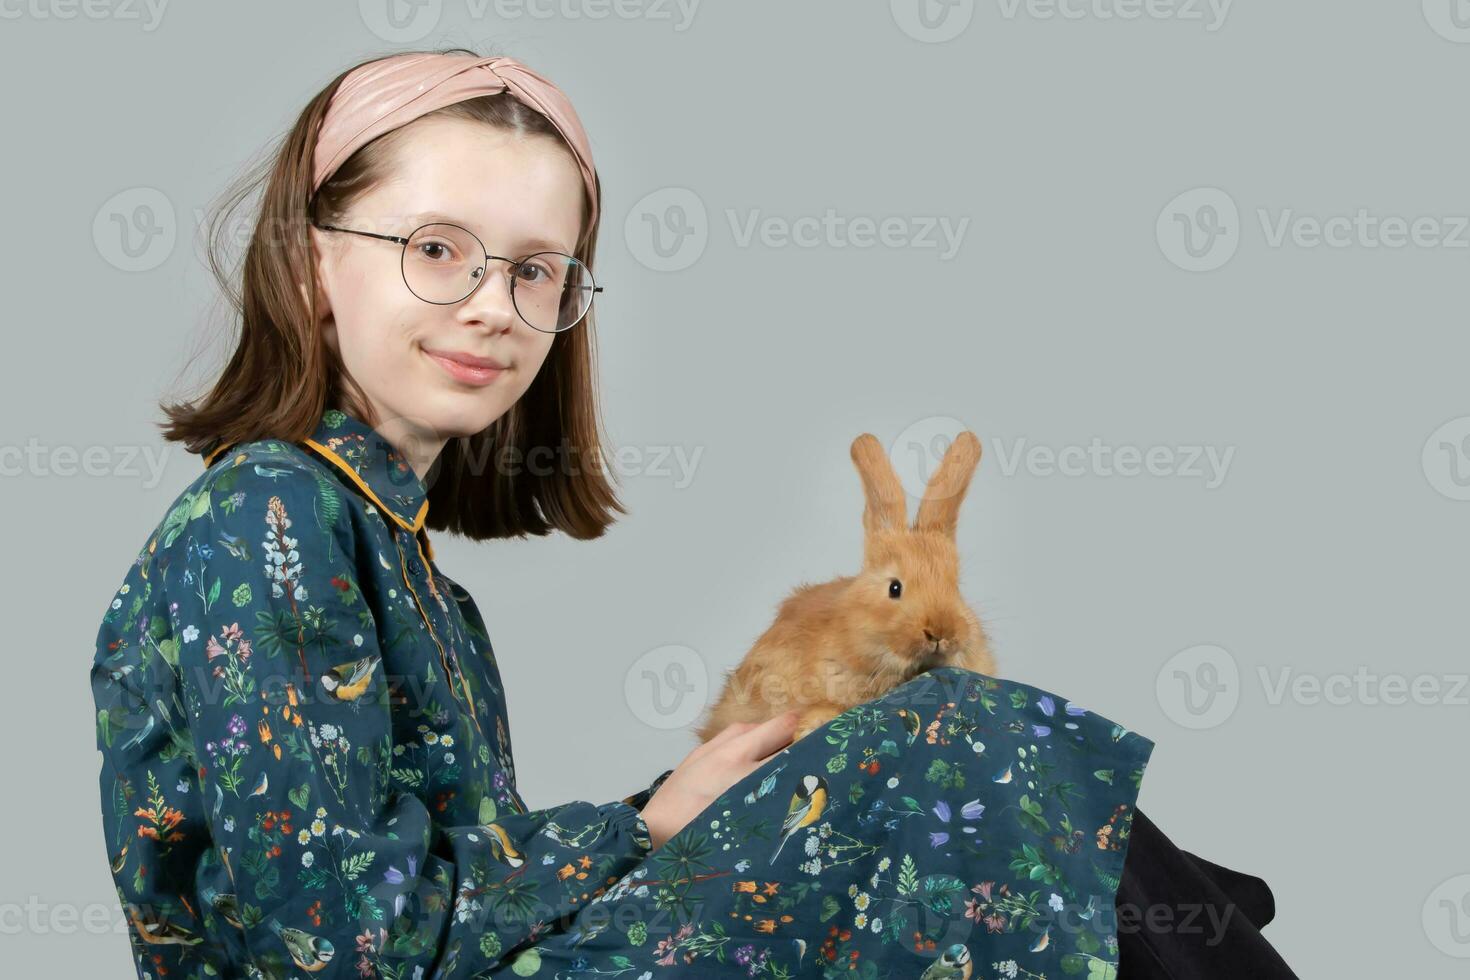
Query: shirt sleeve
[{"left": 92, "top": 460, "right": 656, "bottom": 978}]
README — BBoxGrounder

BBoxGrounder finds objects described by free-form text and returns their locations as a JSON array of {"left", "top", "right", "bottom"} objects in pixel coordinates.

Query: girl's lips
[{"left": 423, "top": 348, "right": 507, "bottom": 386}]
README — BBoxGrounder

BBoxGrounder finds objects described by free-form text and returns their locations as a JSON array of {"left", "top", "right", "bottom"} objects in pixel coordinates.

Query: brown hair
[{"left": 159, "top": 46, "right": 626, "bottom": 541}]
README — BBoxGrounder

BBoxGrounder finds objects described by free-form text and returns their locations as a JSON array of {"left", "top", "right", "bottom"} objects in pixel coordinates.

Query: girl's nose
[{"left": 459, "top": 263, "right": 520, "bottom": 330}]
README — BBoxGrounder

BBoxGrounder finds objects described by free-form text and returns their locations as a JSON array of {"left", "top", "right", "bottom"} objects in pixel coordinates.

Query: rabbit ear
[
  {"left": 913, "top": 431, "right": 982, "bottom": 536},
  {"left": 851, "top": 434, "right": 908, "bottom": 536}
]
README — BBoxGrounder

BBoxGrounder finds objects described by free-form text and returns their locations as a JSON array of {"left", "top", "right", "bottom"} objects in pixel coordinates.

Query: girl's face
[{"left": 308, "top": 115, "right": 585, "bottom": 475}]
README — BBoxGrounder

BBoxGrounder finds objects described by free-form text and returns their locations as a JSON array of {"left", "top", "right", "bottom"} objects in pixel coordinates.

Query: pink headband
[{"left": 312, "top": 52, "right": 599, "bottom": 230}]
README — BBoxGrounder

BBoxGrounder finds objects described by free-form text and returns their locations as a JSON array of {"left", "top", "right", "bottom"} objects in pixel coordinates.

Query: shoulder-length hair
[{"left": 160, "top": 46, "right": 626, "bottom": 542}]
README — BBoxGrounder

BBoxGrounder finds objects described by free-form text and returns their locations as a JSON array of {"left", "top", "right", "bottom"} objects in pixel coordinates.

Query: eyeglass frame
[{"left": 310, "top": 219, "right": 603, "bottom": 333}]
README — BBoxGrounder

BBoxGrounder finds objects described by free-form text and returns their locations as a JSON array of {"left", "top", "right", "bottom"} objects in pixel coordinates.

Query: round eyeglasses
[{"left": 312, "top": 220, "right": 601, "bottom": 333}]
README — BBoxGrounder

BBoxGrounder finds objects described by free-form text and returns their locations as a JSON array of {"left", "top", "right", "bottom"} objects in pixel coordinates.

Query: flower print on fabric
[{"left": 91, "top": 407, "right": 1152, "bottom": 978}]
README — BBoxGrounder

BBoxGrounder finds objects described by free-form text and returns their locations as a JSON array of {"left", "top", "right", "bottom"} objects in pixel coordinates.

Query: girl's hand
[{"left": 640, "top": 711, "right": 799, "bottom": 851}]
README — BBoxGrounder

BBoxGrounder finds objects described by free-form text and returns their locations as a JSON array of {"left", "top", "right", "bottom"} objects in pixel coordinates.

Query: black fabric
[{"left": 1116, "top": 808, "right": 1298, "bottom": 978}]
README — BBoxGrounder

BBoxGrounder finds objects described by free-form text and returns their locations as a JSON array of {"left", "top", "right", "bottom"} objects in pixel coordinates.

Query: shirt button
[{"left": 408, "top": 559, "right": 423, "bottom": 576}]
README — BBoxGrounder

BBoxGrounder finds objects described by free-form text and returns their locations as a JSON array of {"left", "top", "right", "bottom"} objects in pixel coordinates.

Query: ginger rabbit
[{"left": 697, "top": 430, "right": 996, "bottom": 744}]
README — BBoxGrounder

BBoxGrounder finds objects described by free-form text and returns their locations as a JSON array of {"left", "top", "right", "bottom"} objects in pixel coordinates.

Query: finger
[
  {"left": 753, "top": 743, "right": 788, "bottom": 768},
  {"left": 750, "top": 724, "right": 800, "bottom": 770},
  {"left": 695, "top": 720, "right": 756, "bottom": 756},
  {"left": 738, "top": 711, "right": 799, "bottom": 761}
]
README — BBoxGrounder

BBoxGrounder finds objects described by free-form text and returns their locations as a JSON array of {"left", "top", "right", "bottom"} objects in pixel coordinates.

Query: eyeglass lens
[{"left": 402, "top": 223, "right": 593, "bottom": 331}]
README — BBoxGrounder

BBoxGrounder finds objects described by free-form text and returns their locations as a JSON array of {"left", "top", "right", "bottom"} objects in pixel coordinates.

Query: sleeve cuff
[
  {"left": 619, "top": 767, "right": 675, "bottom": 812},
  {"left": 605, "top": 798, "right": 655, "bottom": 859}
]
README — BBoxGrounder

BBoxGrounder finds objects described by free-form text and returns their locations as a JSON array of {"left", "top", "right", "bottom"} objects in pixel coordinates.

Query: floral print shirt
[{"left": 91, "top": 407, "right": 674, "bottom": 979}]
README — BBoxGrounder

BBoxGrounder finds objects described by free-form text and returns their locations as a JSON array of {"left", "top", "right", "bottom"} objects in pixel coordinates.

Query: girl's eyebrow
[{"left": 407, "top": 211, "right": 572, "bottom": 254}]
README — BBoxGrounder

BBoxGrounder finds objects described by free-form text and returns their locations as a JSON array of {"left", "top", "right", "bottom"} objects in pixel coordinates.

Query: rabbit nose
[{"left": 923, "top": 629, "right": 938, "bottom": 643}]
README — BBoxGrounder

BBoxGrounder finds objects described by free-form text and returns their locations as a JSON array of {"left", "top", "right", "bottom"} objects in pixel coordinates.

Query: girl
[{"left": 90, "top": 48, "right": 1155, "bottom": 978}]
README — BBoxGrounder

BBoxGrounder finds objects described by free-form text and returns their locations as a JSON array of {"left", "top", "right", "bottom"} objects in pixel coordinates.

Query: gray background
[{"left": 3, "top": 1, "right": 1466, "bottom": 975}]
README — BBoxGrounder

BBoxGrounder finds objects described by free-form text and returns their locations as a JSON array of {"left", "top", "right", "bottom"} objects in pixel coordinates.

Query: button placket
[
  {"left": 291, "top": 434, "right": 485, "bottom": 741},
  {"left": 396, "top": 531, "right": 485, "bottom": 739}
]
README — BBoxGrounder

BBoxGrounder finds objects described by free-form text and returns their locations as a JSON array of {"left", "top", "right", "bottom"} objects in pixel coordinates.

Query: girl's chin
[{"left": 412, "top": 392, "right": 506, "bottom": 438}]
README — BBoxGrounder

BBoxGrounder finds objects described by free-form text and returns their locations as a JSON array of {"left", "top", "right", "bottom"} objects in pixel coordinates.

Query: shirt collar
[{"left": 202, "top": 407, "right": 430, "bottom": 533}]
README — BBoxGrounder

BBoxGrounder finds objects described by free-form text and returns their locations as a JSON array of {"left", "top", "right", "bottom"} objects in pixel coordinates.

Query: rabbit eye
[{"left": 888, "top": 579, "right": 902, "bottom": 599}]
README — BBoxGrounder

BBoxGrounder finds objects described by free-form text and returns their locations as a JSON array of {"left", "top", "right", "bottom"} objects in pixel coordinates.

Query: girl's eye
[
  {"left": 417, "top": 241, "right": 455, "bottom": 262},
  {"left": 514, "top": 260, "right": 552, "bottom": 284},
  {"left": 889, "top": 579, "right": 902, "bottom": 599}
]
